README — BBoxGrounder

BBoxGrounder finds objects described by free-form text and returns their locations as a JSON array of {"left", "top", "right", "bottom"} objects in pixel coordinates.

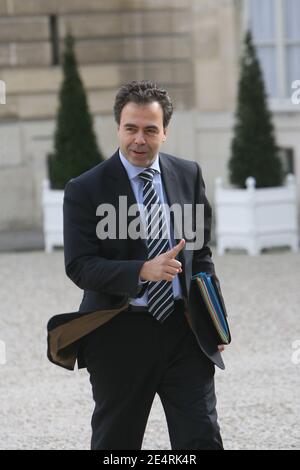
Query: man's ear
[{"left": 163, "top": 128, "right": 168, "bottom": 141}]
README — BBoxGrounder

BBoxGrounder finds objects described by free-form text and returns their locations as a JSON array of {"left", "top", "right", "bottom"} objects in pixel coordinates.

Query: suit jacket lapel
[
  {"left": 105, "top": 150, "right": 148, "bottom": 255},
  {"left": 159, "top": 153, "right": 191, "bottom": 297},
  {"left": 159, "top": 153, "right": 182, "bottom": 242},
  {"left": 105, "top": 150, "right": 137, "bottom": 207}
]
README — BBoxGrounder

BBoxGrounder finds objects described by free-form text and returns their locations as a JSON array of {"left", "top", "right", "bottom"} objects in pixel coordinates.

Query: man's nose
[{"left": 134, "top": 132, "right": 146, "bottom": 145}]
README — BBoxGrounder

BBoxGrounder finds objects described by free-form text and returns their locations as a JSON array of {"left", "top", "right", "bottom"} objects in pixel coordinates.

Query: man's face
[{"left": 117, "top": 101, "right": 167, "bottom": 167}]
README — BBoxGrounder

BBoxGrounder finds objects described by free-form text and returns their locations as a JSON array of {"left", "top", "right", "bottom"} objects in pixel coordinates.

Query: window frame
[{"left": 243, "top": 0, "right": 300, "bottom": 112}]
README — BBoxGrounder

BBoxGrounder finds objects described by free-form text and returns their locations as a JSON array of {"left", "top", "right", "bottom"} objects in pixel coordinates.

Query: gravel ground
[{"left": 0, "top": 248, "right": 299, "bottom": 450}]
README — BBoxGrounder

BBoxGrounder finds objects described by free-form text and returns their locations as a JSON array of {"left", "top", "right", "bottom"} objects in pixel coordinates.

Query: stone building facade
[{"left": 0, "top": 0, "right": 299, "bottom": 233}]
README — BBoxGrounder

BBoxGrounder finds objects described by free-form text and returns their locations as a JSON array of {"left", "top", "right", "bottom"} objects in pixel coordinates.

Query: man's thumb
[{"left": 167, "top": 239, "right": 185, "bottom": 258}]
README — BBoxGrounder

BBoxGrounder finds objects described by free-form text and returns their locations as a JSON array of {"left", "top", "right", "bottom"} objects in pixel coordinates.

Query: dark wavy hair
[{"left": 113, "top": 80, "right": 173, "bottom": 128}]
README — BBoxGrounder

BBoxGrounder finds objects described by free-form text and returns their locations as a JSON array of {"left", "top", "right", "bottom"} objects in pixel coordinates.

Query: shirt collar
[{"left": 119, "top": 149, "right": 161, "bottom": 181}]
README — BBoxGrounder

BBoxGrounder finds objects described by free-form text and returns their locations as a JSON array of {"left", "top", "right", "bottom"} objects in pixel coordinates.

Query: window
[
  {"left": 245, "top": 0, "right": 300, "bottom": 102},
  {"left": 285, "top": 0, "right": 300, "bottom": 98},
  {"left": 278, "top": 147, "right": 295, "bottom": 175}
]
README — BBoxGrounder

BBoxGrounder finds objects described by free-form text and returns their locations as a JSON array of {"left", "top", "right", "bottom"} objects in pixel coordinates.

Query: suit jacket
[{"left": 47, "top": 150, "right": 228, "bottom": 371}]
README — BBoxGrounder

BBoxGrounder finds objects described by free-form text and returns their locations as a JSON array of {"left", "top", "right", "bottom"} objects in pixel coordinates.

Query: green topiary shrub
[
  {"left": 229, "top": 30, "right": 283, "bottom": 189},
  {"left": 48, "top": 34, "right": 104, "bottom": 189}
]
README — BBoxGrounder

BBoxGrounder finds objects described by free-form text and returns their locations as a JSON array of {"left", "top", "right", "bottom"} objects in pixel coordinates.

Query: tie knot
[{"left": 138, "top": 168, "right": 157, "bottom": 183}]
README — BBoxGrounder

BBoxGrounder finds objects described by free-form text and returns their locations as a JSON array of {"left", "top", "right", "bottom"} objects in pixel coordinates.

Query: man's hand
[
  {"left": 140, "top": 239, "right": 185, "bottom": 282},
  {"left": 218, "top": 345, "right": 226, "bottom": 352}
]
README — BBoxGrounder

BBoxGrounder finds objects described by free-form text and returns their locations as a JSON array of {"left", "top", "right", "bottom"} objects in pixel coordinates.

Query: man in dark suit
[{"left": 54, "top": 80, "right": 228, "bottom": 450}]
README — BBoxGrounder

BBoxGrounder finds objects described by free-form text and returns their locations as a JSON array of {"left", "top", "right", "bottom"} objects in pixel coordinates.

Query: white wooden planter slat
[{"left": 215, "top": 174, "right": 299, "bottom": 256}]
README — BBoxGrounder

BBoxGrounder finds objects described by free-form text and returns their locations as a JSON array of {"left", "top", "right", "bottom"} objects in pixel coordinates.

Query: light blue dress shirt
[{"left": 119, "top": 149, "right": 183, "bottom": 306}]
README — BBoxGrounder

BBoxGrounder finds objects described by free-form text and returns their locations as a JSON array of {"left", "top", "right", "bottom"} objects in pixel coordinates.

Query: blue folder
[{"left": 191, "top": 272, "right": 231, "bottom": 345}]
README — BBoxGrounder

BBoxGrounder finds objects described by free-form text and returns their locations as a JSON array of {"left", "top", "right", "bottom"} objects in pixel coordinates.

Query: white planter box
[
  {"left": 215, "top": 174, "right": 299, "bottom": 256},
  {"left": 42, "top": 179, "right": 64, "bottom": 253}
]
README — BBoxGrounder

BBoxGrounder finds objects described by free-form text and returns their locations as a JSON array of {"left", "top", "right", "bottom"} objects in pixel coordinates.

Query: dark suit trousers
[{"left": 81, "top": 300, "right": 223, "bottom": 450}]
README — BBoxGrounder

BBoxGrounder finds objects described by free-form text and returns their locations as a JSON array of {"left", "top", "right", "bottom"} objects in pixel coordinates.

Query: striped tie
[{"left": 139, "top": 168, "right": 174, "bottom": 323}]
